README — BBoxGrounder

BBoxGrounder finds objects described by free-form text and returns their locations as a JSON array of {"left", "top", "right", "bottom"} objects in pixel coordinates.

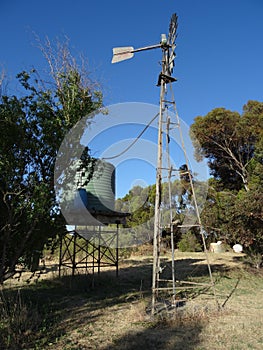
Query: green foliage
[
  {"left": 115, "top": 170, "right": 208, "bottom": 249},
  {"left": 201, "top": 179, "right": 263, "bottom": 258},
  {"left": 178, "top": 232, "right": 202, "bottom": 252},
  {"left": 116, "top": 185, "right": 155, "bottom": 231},
  {"left": 194, "top": 101, "right": 263, "bottom": 260},
  {"left": 0, "top": 40, "right": 103, "bottom": 282},
  {"left": 190, "top": 101, "right": 263, "bottom": 192}
]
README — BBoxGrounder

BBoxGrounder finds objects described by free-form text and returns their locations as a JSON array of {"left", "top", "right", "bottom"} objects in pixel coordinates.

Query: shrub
[{"left": 178, "top": 232, "right": 202, "bottom": 252}]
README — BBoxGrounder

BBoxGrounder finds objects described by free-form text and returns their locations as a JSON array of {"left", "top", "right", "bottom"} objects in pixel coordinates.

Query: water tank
[
  {"left": 85, "top": 160, "right": 116, "bottom": 213},
  {"left": 60, "top": 159, "right": 88, "bottom": 213},
  {"left": 61, "top": 187, "right": 88, "bottom": 216},
  {"left": 60, "top": 159, "right": 116, "bottom": 226},
  {"left": 73, "top": 188, "right": 88, "bottom": 209}
]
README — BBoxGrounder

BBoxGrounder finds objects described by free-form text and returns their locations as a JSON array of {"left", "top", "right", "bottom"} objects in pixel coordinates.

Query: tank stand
[{"left": 59, "top": 224, "right": 119, "bottom": 279}]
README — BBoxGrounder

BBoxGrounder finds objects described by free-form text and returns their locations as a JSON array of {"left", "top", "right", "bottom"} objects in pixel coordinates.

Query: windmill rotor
[
  {"left": 111, "top": 13, "right": 178, "bottom": 77},
  {"left": 167, "top": 13, "right": 178, "bottom": 76},
  {"left": 168, "top": 13, "right": 178, "bottom": 45}
]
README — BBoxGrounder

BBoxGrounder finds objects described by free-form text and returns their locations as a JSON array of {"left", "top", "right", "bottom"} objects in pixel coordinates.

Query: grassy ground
[{"left": 1, "top": 251, "right": 263, "bottom": 350}]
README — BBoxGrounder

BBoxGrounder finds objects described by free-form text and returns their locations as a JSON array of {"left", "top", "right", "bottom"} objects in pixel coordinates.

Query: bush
[{"left": 178, "top": 232, "right": 202, "bottom": 252}]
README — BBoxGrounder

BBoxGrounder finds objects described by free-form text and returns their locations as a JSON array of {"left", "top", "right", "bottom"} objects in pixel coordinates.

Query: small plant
[
  {"left": 243, "top": 252, "right": 263, "bottom": 269},
  {"left": 178, "top": 232, "right": 202, "bottom": 252},
  {"left": 0, "top": 289, "right": 42, "bottom": 349}
]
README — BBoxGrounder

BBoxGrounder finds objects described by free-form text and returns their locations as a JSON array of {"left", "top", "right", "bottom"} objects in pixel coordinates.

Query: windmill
[
  {"left": 112, "top": 14, "right": 178, "bottom": 74},
  {"left": 112, "top": 14, "right": 217, "bottom": 315}
]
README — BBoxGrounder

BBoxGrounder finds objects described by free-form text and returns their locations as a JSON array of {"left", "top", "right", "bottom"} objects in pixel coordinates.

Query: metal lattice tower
[{"left": 112, "top": 13, "right": 218, "bottom": 316}]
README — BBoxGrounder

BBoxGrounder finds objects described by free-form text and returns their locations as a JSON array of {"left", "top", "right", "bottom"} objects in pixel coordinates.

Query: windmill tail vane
[
  {"left": 111, "top": 13, "right": 178, "bottom": 65},
  {"left": 112, "top": 43, "right": 165, "bottom": 64}
]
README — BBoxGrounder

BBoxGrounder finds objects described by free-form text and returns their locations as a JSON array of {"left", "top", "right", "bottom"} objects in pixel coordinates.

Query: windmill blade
[
  {"left": 168, "top": 13, "right": 178, "bottom": 46},
  {"left": 167, "top": 13, "right": 178, "bottom": 75},
  {"left": 168, "top": 43, "right": 177, "bottom": 75},
  {"left": 111, "top": 47, "right": 134, "bottom": 63}
]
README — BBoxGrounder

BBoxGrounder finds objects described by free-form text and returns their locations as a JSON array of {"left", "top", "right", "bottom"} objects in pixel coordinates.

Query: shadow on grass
[
  {"left": 0, "top": 255, "right": 234, "bottom": 349},
  {"left": 102, "top": 320, "right": 204, "bottom": 350}
]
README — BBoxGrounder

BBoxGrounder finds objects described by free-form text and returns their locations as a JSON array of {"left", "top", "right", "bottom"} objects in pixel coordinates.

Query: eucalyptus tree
[
  {"left": 190, "top": 101, "right": 263, "bottom": 192},
  {"left": 192, "top": 101, "right": 263, "bottom": 264}
]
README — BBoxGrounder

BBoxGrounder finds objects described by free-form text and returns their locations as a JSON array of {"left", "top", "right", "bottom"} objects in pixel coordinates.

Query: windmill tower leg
[{"left": 151, "top": 54, "right": 166, "bottom": 314}]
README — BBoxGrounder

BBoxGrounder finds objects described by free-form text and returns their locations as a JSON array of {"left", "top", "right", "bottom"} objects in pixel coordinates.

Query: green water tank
[
  {"left": 85, "top": 160, "right": 116, "bottom": 213},
  {"left": 61, "top": 159, "right": 115, "bottom": 216}
]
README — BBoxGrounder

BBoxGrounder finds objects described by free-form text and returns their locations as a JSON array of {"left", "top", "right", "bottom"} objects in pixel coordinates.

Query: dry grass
[{"left": 1, "top": 251, "right": 263, "bottom": 349}]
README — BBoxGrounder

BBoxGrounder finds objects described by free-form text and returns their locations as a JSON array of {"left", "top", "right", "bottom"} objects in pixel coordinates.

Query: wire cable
[{"left": 102, "top": 112, "right": 159, "bottom": 160}]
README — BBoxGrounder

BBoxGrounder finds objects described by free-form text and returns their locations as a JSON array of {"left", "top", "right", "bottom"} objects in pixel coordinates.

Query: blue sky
[{"left": 1, "top": 0, "right": 263, "bottom": 198}]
